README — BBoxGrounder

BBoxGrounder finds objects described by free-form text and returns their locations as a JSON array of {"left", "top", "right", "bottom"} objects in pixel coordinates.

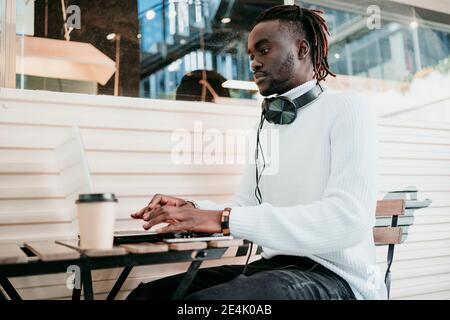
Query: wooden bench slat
[
  {"left": 373, "top": 227, "right": 403, "bottom": 245},
  {"left": 25, "top": 241, "right": 80, "bottom": 261},
  {"left": 168, "top": 242, "right": 207, "bottom": 251},
  {"left": 376, "top": 199, "right": 406, "bottom": 217},
  {"left": 0, "top": 244, "right": 29, "bottom": 265},
  {"left": 120, "top": 242, "right": 169, "bottom": 254},
  {"left": 207, "top": 239, "right": 244, "bottom": 248},
  {"left": 55, "top": 240, "right": 128, "bottom": 257}
]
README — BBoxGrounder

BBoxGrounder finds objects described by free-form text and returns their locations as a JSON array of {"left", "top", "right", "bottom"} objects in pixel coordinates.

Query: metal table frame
[{"left": 0, "top": 243, "right": 255, "bottom": 300}]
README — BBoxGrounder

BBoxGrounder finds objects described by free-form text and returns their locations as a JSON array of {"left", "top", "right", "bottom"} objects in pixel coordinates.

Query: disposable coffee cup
[{"left": 75, "top": 193, "right": 118, "bottom": 250}]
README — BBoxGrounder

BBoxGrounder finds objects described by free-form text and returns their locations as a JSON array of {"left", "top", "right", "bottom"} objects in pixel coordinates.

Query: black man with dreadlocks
[{"left": 127, "top": 5, "right": 385, "bottom": 300}]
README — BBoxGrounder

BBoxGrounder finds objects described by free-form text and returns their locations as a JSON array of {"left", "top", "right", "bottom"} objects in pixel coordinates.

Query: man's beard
[{"left": 263, "top": 51, "right": 296, "bottom": 96}]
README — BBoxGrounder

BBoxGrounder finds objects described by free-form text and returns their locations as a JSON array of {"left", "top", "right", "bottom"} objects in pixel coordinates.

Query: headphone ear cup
[{"left": 263, "top": 98, "right": 297, "bottom": 125}]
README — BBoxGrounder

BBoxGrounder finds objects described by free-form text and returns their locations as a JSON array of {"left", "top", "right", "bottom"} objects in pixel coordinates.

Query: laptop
[{"left": 113, "top": 230, "right": 219, "bottom": 245}]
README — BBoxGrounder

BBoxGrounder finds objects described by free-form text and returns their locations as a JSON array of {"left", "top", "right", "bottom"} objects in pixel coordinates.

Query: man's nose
[{"left": 251, "top": 58, "right": 263, "bottom": 72}]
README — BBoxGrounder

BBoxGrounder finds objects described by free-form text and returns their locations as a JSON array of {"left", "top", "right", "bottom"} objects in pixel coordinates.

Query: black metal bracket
[
  {"left": 0, "top": 276, "right": 22, "bottom": 300},
  {"left": 171, "top": 250, "right": 209, "bottom": 300},
  {"left": 106, "top": 266, "right": 134, "bottom": 300},
  {"left": 80, "top": 257, "right": 94, "bottom": 300},
  {"left": 385, "top": 214, "right": 399, "bottom": 300}
]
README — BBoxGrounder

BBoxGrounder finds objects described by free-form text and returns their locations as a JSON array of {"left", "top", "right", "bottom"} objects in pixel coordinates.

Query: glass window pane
[{"left": 6, "top": 1, "right": 449, "bottom": 122}]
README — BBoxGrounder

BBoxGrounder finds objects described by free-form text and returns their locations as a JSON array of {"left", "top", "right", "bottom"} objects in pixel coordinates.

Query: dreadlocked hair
[{"left": 253, "top": 4, "right": 336, "bottom": 82}]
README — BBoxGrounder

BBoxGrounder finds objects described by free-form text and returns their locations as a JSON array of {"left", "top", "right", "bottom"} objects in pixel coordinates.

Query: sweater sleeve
[{"left": 229, "top": 93, "right": 378, "bottom": 254}]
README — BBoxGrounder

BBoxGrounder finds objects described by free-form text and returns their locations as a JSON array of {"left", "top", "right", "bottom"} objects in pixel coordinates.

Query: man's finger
[
  {"left": 143, "top": 205, "right": 163, "bottom": 221},
  {"left": 147, "top": 194, "right": 163, "bottom": 210},
  {"left": 143, "top": 212, "right": 170, "bottom": 230},
  {"left": 131, "top": 207, "right": 147, "bottom": 219}
]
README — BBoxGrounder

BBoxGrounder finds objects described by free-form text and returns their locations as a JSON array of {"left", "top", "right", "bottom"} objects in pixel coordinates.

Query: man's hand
[
  {"left": 141, "top": 206, "right": 223, "bottom": 234},
  {"left": 131, "top": 194, "right": 195, "bottom": 220}
]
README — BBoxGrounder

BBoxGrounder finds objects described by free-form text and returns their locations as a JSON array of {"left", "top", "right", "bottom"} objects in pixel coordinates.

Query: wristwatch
[{"left": 221, "top": 207, "right": 231, "bottom": 236}]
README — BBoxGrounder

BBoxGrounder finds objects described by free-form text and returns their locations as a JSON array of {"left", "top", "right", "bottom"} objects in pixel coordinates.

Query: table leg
[
  {"left": 171, "top": 260, "right": 203, "bottom": 300},
  {"left": 80, "top": 262, "right": 94, "bottom": 300},
  {"left": 106, "top": 266, "right": 133, "bottom": 300},
  {"left": 72, "top": 284, "right": 82, "bottom": 300}
]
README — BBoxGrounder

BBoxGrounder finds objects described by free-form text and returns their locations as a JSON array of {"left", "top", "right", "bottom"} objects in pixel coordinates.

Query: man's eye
[{"left": 260, "top": 48, "right": 270, "bottom": 55}]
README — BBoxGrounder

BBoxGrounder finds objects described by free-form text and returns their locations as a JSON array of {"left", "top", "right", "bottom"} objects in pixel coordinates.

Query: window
[{"left": 1, "top": 0, "right": 448, "bottom": 121}]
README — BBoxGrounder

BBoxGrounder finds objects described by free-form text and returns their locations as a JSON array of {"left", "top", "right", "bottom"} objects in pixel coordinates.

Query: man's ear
[{"left": 297, "top": 39, "right": 310, "bottom": 60}]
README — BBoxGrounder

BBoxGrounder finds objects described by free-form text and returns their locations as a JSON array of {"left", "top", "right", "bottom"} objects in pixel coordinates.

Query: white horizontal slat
[
  {"left": 379, "top": 141, "right": 450, "bottom": 153},
  {"left": 0, "top": 210, "right": 70, "bottom": 225},
  {"left": 0, "top": 187, "right": 64, "bottom": 199},
  {"left": 0, "top": 149, "right": 55, "bottom": 161},
  {"left": 94, "top": 186, "right": 236, "bottom": 197},
  {"left": 377, "top": 245, "right": 450, "bottom": 263},
  {"left": 0, "top": 224, "right": 75, "bottom": 242},
  {"left": 391, "top": 280, "right": 450, "bottom": 299},
  {"left": 391, "top": 264, "right": 450, "bottom": 281},
  {"left": 0, "top": 124, "right": 70, "bottom": 149},
  {"left": 397, "top": 290, "right": 450, "bottom": 300},
  {"left": 0, "top": 88, "right": 259, "bottom": 116},
  {"left": 406, "top": 231, "right": 450, "bottom": 242},
  {"left": 379, "top": 158, "right": 450, "bottom": 167},
  {"left": 379, "top": 133, "right": 450, "bottom": 146},
  {"left": 82, "top": 129, "right": 251, "bottom": 153},
  {"left": 393, "top": 273, "right": 450, "bottom": 291},
  {"left": 385, "top": 239, "right": 450, "bottom": 252},
  {"left": 378, "top": 124, "right": 450, "bottom": 137},
  {"left": 415, "top": 215, "right": 450, "bottom": 225},
  {"left": 0, "top": 174, "right": 61, "bottom": 189},
  {"left": 377, "top": 118, "right": 450, "bottom": 131},
  {"left": 0, "top": 100, "right": 256, "bottom": 132},
  {"left": 0, "top": 162, "right": 57, "bottom": 173},
  {"left": 0, "top": 198, "right": 68, "bottom": 213},
  {"left": 383, "top": 256, "right": 450, "bottom": 272},
  {"left": 410, "top": 223, "right": 450, "bottom": 233},
  {"left": 379, "top": 174, "right": 450, "bottom": 185},
  {"left": 379, "top": 167, "right": 450, "bottom": 176},
  {"left": 379, "top": 148, "right": 450, "bottom": 160},
  {"left": 91, "top": 173, "right": 241, "bottom": 188},
  {"left": 90, "top": 164, "right": 244, "bottom": 175},
  {"left": 88, "top": 152, "right": 248, "bottom": 173}
]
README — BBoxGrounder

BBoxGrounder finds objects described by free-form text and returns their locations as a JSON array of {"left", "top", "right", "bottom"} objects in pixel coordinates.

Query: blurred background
[{"left": 5, "top": 0, "right": 450, "bottom": 121}]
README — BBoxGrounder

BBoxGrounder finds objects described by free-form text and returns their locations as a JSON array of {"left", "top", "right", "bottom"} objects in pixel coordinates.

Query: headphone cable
[{"left": 243, "top": 112, "right": 266, "bottom": 275}]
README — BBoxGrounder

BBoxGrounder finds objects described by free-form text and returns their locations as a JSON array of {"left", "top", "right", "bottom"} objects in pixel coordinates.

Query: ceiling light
[
  {"left": 221, "top": 17, "right": 231, "bottom": 24},
  {"left": 222, "top": 80, "right": 258, "bottom": 91},
  {"left": 106, "top": 33, "right": 116, "bottom": 40},
  {"left": 146, "top": 10, "right": 156, "bottom": 20}
]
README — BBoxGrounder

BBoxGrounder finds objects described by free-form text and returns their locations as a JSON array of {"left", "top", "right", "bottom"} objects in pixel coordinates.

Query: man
[{"left": 127, "top": 4, "right": 386, "bottom": 300}]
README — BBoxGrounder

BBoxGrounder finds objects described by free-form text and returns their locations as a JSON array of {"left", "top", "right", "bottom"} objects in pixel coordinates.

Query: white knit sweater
[{"left": 195, "top": 80, "right": 388, "bottom": 300}]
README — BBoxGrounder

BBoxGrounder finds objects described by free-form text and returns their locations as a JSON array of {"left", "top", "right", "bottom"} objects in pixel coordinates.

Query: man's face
[{"left": 247, "top": 20, "right": 301, "bottom": 96}]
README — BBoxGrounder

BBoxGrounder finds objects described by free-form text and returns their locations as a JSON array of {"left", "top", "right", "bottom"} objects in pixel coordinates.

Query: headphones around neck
[
  {"left": 254, "top": 82, "right": 324, "bottom": 203},
  {"left": 261, "top": 83, "right": 324, "bottom": 125}
]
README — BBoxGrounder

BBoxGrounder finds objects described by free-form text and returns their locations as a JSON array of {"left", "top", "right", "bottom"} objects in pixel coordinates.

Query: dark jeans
[{"left": 126, "top": 256, "right": 356, "bottom": 300}]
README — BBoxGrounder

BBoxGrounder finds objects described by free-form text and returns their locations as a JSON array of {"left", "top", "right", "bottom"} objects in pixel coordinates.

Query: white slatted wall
[{"left": 0, "top": 88, "right": 449, "bottom": 300}]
